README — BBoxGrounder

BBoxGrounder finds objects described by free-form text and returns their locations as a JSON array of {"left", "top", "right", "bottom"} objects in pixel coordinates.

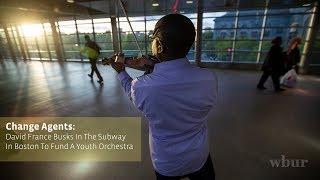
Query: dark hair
[
  {"left": 271, "top": 36, "right": 282, "bottom": 45},
  {"left": 84, "top": 34, "right": 90, "bottom": 40},
  {"left": 154, "top": 14, "right": 195, "bottom": 58}
]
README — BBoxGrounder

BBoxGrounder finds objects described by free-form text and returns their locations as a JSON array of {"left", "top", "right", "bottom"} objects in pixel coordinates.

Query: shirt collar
[{"left": 153, "top": 57, "right": 190, "bottom": 73}]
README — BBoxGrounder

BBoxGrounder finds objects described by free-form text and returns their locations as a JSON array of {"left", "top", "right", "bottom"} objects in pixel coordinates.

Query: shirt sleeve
[
  {"left": 118, "top": 71, "right": 133, "bottom": 95},
  {"left": 118, "top": 71, "right": 145, "bottom": 111}
]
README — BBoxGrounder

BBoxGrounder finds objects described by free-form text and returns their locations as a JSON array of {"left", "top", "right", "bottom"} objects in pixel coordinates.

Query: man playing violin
[{"left": 111, "top": 14, "right": 217, "bottom": 180}]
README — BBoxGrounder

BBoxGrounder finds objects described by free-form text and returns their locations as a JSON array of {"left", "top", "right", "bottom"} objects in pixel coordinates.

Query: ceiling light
[
  {"left": 53, "top": 7, "right": 60, "bottom": 12},
  {"left": 303, "top": 3, "right": 311, "bottom": 7},
  {"left": 18, "top": 7, "right": 28, "bottom": 11},
  {"left": 67, "top": 0, "right": 74, "bottom": 3},
  {"left": 186, "top": 1, "right": 193, "bottom": 4},
  {"left": 152, "top": 3, "right": 159, "bottom": 7}
]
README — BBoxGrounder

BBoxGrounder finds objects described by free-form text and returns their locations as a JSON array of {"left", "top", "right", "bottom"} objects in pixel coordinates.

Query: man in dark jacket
[
  {"left": 85, "top": 35, "right": 103, "bottom": 84},
  {"left": 257, "top": 36, "right": 285, "bottom": 92}
]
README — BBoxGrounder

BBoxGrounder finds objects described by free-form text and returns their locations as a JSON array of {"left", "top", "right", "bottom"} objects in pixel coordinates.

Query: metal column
[
  {"left": 110, "top": 0, "right": 120, "bottom": 53},
  {"left": 0, "top": 34, "right": 4, "bottom": 60},
  {"left": 300, "top": 1, "right": 319, "bottom": 74},
  {"left": 35, "top": 36, "right": 42, "bottom": 60},
  {"left": 74, "top": 16, "right": 83, "bottom": 61},
  {"left": 195, "top": 0, "right": 203, "bottom": 66},
  {"left": 19, "top": 26, "right": 31, "bottom": 60},
  {"left": 56, "top": 22, "right": 66, "bottom": 61},
  {"left": 9, "top": 25, "right": 20, "bottom": 59},
  {"left": 231, "top": 10, "right": 239, "bottom": 63},
  {"left": 91, "top": 17, "right": 96, "bottom": 42},
  {"left": 49, "top": 18, "right": 64, "bottom": 61},
  {"left": 15, "top": 25, "right": 27, "bottom": 60},
  {"left": 3, "top": 24, "right": 16, "bottom": 61},
  {"left": 144, "top": 0, "right": 148, "bottom": 55},
  {"left": 256, "top": 0, "right": 269, "bottom": 63},
  {"left": 42, "top": 23, "right": 52, "bottom": 60}
]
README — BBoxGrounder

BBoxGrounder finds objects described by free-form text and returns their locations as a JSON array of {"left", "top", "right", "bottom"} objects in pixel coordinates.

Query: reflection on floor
[{"left": 0, "top": 60, "right": 319, "bottom": 180}]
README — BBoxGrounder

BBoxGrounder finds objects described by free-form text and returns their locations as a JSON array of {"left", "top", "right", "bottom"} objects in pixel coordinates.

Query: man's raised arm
[
  {"left": 118, "top": 71, "right": 133, "bottom": 97},
  {"left": 111, "top": 62, "right": 145, "bottom": 111}
]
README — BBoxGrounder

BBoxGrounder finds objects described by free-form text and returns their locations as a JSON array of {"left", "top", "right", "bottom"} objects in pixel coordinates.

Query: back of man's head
[
  {"left": 84, "top": 34, "right": 90, "bottom": 41},
  {"left": 154, "top": 14, "right": 195, "bottom": 59},
  {"left": 271, "top": 36, "right": 282, "bottom": 45}
]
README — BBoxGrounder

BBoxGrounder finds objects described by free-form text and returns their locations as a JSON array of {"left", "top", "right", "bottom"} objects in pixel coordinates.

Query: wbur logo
[{"left": 269, "top": 155, "right": 309, "bottom": 168}]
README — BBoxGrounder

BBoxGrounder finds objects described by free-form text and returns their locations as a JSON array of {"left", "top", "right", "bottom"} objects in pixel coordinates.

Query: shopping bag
[
  {"left": 80, "top": 46, "right": 99, "bottom": 59},
  {"left": 280, "top": 69, "right": 298, "bottom": 87}
]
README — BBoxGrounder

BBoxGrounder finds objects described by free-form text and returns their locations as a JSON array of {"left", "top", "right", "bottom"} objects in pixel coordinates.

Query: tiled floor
[{"left": 0, "top": 60, "right": 319, "bottom": 180}]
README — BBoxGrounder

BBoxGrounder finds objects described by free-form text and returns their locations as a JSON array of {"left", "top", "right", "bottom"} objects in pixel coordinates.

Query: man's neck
[{"left": 158, "top": 55, "right": 185, "bottom": 62}]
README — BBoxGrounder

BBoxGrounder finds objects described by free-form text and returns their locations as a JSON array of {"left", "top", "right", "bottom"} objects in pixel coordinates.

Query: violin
[
  {"left": 102, "top": 53, "right": 159, "bottom": 74},
  {"left": 101, "top": 0, "right": 158, "bottom": 75}
]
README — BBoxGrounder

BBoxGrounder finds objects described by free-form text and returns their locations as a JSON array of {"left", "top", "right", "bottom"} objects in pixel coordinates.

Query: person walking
[
  {"left": 84, "top": 35, "right": 103, "bottom": 84},
  {"left": 257, "top": 36, "right": 285, "bottom": 92},
  {"left": 286, "top": 37, "right": 302, "bottom": 73}
]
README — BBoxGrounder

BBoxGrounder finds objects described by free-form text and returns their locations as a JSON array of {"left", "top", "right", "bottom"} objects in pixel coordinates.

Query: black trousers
[
  {"left": 257, "top": 70, "right": 280, "bottom": 90},
  {"left": 155, "top": 155, "right": 215, "bottom": 180},
  {"left": 89, "top": 59, "right": 103, "bottom": 81}
]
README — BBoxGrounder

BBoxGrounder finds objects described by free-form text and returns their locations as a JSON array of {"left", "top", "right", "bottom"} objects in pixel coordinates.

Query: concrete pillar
[
  {"left": 3, "top": 24, "right": 16, "bottom": 61},
  {"left": 49, "top": 18, "right": 64, "bottom": 61},
  {"left": 195, "top": 0, "right": 203, "bottom": 66}
]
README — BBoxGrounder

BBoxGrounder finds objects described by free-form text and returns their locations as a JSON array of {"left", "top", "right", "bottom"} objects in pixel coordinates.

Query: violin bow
[{"left": 117, "top": 0, "right": 143, "bottom": 56}]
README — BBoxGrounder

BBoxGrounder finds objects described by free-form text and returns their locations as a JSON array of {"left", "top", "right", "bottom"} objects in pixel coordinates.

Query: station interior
[{"left": 0, "top": 0, "right": 319, "bottom": 179}]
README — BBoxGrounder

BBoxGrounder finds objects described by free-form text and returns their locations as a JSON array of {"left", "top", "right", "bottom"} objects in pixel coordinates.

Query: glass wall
[
  {"left": 202, "top": 11, "right": 236, "bottom": 62},
  {"left": 118, "top": 3, "right": 197, "bottom": 60},
  {"left": 234, "top": 9, "right": 264, "bottom": 62},
  {"left": 16, "top": 23, "right": 54, "bottom": 60},
  {"left": 118, "top": 16, "right": 146, "bottom": 57},
  {"left": 0, "top": 3, "right": 317, "bottom": 65},
  {"left": 43, "top": 23, "right": 57, "bottom": 60},
  {"left": 0, "top": 28, "right": 10, "bottom": 59},
  {"left": 309, "top": 11, "right": 320, "bottom": 65},
  {"left": 202, "top": 7, "right": 313, "bottom": 63},
  {"left": 260, "top": 7, "right": 312, "bottom": 62},
  {"left": 93, "top": 18, "right": 113, "bottom": 58},
  {"left": 7, "top": 26, "right": 22, "bottom": 59},
  {"left": 58, "top": 20, "right": 79, "bottom": 61},
  {"left": 57, "top": 17, "right": 114, "bottom": 61}
]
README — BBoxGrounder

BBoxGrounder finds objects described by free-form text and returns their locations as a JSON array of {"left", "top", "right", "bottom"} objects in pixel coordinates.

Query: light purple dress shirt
[{"left": 118, "top": 57, "right": 218, "bottom": 176}]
